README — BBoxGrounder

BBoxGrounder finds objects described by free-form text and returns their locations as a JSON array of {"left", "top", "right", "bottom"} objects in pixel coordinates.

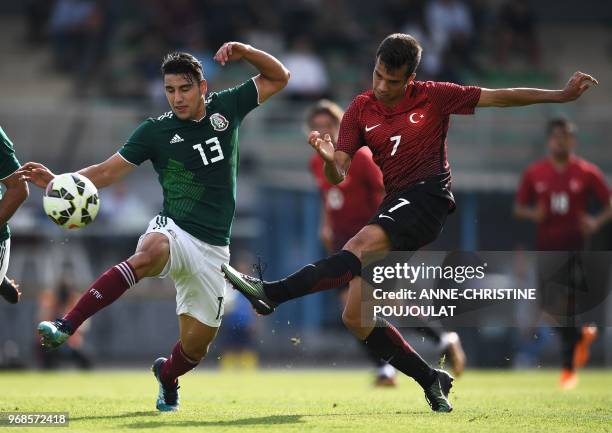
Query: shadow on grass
[
  {"left": 70, "top": 411, "right": 161, "bottom": 421},
  {"left": 124, "top": 414, "right": 304, "bottom": 428},
  {"left": 72, "top": 409, "right": 426, "bottom": 428}
]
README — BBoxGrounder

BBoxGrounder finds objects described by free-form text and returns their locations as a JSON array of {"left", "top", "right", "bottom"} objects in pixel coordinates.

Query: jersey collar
[
  {"left": 371, "top": 82, "right": 418, "bottom": 115},
  {"left": 547, "top": 154, "right": 576, "bottom": 173},
  {"left": 192, "top": 113, "right": 207, "bottom": 123}
]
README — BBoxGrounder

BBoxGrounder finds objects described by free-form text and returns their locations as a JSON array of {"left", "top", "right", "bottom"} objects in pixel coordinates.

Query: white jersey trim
[
  {"left": 157, "top": 111, "right": 174, "bottom": 121},
  {"left": 115, "top": 152, "right": 138, "bottom": 167},
  {"left": 251, "top": 76, "right": 262, "bottom": 105}
]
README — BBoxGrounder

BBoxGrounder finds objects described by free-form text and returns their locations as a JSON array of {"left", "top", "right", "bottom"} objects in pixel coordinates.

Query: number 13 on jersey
[{"left": 193, "top": 137, "right": 224, "bottom": 166}]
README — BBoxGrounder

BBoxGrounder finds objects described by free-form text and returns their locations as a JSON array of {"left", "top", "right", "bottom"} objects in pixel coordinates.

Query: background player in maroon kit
[
  {"left": 514, "top": 117, "right": 611, "bottom": 389},
  {"left": 308, "top": 101, "right": 384, "bottom": 256},
  {"left": 308, "top": 100, "right": 396, "bottom": 385},
  {"left": 223, "top": 33, "right": 598, "bottom": 412},
  {"left": 307, "top": 99, "right": 465, "bottom": 385}
]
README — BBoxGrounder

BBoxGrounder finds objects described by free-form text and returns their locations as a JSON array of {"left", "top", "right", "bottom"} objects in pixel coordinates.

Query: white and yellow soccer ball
[{"left": 43, "top": 173, "right": 100, "bottom": 229}]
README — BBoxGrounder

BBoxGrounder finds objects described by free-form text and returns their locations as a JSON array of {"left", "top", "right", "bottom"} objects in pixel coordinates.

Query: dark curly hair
[
  {"left": 161, "top": 52, "right": 204, "bottom": 83},
  {"left": 376, "top": 33, "right": 422, "bottom": 77}
]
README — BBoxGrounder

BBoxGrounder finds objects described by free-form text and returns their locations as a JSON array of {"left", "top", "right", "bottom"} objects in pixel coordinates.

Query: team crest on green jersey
[{"left": 210, "top": 113, "right": 229, "bottom": 131}]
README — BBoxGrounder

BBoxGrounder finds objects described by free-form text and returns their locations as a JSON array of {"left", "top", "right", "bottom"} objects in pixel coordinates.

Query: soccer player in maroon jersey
[
  {"left": 222, "top": 33, "right": 598, "bottom": 412},
  {"left": 514, "top": 117, "right": 611, "bottom": 389},
  {"left": 307, "top": 99, "right": 465, "bottom": 385},
  {"left": 308, "top": 100, "right": 384, "bottom": 256}
]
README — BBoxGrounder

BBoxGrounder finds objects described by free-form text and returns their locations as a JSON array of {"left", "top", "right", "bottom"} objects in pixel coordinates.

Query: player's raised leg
[
  {"left": 152, "top": 314, "right": 218, "bottom": 412},
  {"left": 222, "top": 246, "right": 363, "bottom": 315},
  {"left": 38, "top": 233, "right": 169, "bottom": 348}
]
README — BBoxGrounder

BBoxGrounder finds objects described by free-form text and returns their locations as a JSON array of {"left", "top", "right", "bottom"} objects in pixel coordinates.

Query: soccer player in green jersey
[
  {"left": 19, "top": 42, "right": 289, "bottom": 411},
  {"left": 0, "top": 127, "right": 29, "bottom": 304}
]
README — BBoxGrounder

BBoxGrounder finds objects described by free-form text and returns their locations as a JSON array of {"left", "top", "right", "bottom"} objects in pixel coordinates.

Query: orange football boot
[{"left": 559, "top": 368, "right": 578, "bottom": 390}]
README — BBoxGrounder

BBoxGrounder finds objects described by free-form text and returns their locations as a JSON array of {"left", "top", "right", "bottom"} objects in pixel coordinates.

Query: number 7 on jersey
[{"left": 390, "top": 135, "right": 402, "bottom": 156}]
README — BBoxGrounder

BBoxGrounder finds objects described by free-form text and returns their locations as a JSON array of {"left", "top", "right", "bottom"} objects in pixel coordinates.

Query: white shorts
[
  {"left": 137, "top": 216, "right": 229, "bottom": 327},
  {"left": 0, "top": 238, "right": 10, "bottom": 282}
]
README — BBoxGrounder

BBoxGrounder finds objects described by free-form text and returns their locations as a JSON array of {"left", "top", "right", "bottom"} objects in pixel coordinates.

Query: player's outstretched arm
[
  {"left": 0, "top": 171, "right": 29, "bottom": 227},
  {"left": 214, "top": 41, "right": 290, "bottom": 103},
  {"left": 77, "top": 154, "right": 136, "bottom": 189},
  {"left": 477, "top": 71, "right": 598, "bottom": 108},
  {"left": 19, "top": 154, "right": 135, "bottom": 190}
]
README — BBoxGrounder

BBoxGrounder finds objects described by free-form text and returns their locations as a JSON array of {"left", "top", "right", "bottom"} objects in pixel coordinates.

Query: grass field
[{"left": 1, "top": 369, "right": 611, "bottom": 433}]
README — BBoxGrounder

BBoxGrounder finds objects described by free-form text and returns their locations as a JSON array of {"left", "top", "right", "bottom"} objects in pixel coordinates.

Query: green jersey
[
  {"left": 0, "top": 127, "right": 21, "bottom": 241},
  {"left": 119, "top": 78, "right": 259, "bottom": 246}
]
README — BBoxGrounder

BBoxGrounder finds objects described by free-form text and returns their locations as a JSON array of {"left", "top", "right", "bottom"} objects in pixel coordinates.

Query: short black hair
[
  {"left": 305, "top": 99, "right": 344, "bottom": 127},
  {"left": 161, "top": 52, "right": 204, "bottom": 83},
  {"left": 547, "top": 117, "right": 577, "bottom": 136},
  {"left": 376, "top": 33, "right": 422, "bottom": 77}
]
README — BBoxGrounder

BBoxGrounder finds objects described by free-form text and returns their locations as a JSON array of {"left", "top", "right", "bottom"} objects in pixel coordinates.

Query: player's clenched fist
[{"left": 214, "top": 42, "right": 252, "bottom": 66}]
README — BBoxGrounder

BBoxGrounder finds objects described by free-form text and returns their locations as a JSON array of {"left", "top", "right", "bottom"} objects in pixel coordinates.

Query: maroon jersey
[
  {"left": 310, "top": 147, "right": 384, "bottom": 250},
  {"left": 516, "top": 156, "right": 611, "bottom": 250},
  {"left": 336, "top": 81, "right": 481, "bottom": 199}
]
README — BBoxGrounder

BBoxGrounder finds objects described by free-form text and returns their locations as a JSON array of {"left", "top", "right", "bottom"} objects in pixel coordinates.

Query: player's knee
[
  {"left": 130, "top": 239, "right": 170, "bottom": 278},
  {"left": 343, "top": 236, "right": 366, "bottom": 258},
  {"left": 149, "top": 239, "right": 170, "bottom": 263},
  {"left": 181, "top": 339, "right": 210, "bottom": 362},
  {"left": 344, "top": 226, "right": 390, "bottom": 261},
  {"left": 342, "top": 309, "right": 373, "bottom": 340},
  {"left": 341, "top": 309, "right": 361, "bottom": 333},
  {"left": 129, "top": 252, "right": 158, "bottom": 278}
]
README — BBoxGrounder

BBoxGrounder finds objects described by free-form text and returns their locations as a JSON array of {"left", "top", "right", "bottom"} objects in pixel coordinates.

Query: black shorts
[{"left": 367, "top": 180, "right": 452, "bottom": 251}]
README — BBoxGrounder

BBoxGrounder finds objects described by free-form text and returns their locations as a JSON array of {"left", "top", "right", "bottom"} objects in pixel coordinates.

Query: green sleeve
[
  {"left": 0, "top": 127, "right": 21, "bottom": 180},
  {"left": 118, "top": 120, "right": 155, "bottom": 165},
  {"left": 217, "top": 78, "right": 260, "bottom": 121}
]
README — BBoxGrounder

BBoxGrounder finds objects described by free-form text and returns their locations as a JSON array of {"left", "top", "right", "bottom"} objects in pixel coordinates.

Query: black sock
[
  {"left": 360, "top": 339, "right": 387, "bottom": 368},
  {"left": 264, "top": 250, "right": 361, "bottom": 304},
  {"left": 363, "top": 317, "right": 436, "bottom": 388},
  {"left": 415, "top": 323, "right": 442, "bottom": 345},
  {"left": 559, "top": 326, "right": 581, "bottom": 370}
]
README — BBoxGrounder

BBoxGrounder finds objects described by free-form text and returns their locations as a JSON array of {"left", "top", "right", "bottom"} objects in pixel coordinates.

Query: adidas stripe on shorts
[{"left": 137, "top": 215, "right": 229, "bottom": 327}]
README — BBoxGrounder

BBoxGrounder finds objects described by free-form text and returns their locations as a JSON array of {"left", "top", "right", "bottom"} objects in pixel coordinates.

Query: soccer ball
[{"left": 43, "top": 173, "right": 100, "bottom": 229}]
